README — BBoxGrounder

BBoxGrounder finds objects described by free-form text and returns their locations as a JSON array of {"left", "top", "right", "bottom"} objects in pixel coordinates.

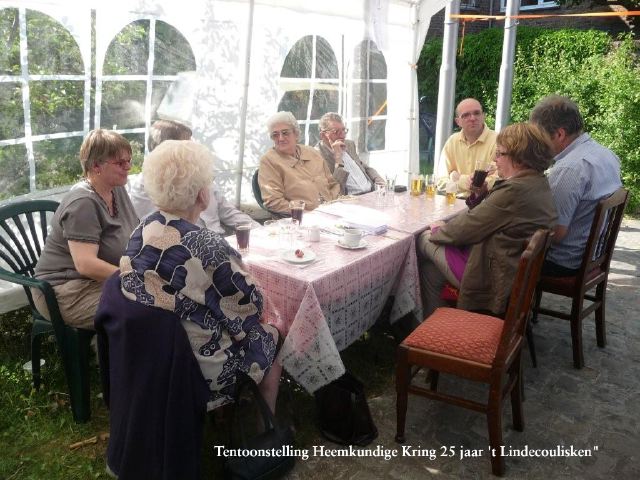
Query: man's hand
[{"left": 331, "top": 139, "right": 346, "bottom": 161}]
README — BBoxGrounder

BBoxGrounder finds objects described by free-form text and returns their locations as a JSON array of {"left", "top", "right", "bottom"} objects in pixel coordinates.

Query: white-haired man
[{"left": 315, "top": 112, "right": 385, "bottom": 195}]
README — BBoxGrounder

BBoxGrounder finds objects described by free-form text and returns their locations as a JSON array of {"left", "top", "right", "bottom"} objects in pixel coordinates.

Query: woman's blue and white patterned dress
[{"left": 119, "top": 211, "right": 278, "bottom": 409}]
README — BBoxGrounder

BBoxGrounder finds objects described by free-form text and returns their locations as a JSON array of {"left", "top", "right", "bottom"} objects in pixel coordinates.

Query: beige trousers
[{"left": 31, "top": 279, "right": 103, "bottom": 330}]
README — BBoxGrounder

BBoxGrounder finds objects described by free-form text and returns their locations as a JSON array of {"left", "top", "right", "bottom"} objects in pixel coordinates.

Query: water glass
[
  {"left": 375, "top": 183, "right": 386, "bottom": 207},
  {"left": 279, "top": 218, "right": 299, "bottom": 250}
]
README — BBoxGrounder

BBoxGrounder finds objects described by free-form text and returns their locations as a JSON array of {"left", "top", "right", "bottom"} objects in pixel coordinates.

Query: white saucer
[
  {"left": 281, "top": 249, "right": 317, "bottom": 264},
  {"left": 337, "top": 239, "right": 368, "bottom": 250}
]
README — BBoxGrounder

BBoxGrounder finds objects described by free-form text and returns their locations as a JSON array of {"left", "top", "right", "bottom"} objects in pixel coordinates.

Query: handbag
[
  {"left": 314, "top": 371, "right": 378, "bottom": 446},
  {"left": 223, "top": 372, "right": 295, "bottom": 480}
]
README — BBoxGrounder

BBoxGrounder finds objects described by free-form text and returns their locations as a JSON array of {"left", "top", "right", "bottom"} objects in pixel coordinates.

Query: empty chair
[
  {"left": 395, "top": 229, "right": 551, "bottom": 476},
  {"left": 0, "top": 200, "right": 94, "bottom": 423},
  {"left": 533, "top": 187, "right": 629, "bottom": 368}
]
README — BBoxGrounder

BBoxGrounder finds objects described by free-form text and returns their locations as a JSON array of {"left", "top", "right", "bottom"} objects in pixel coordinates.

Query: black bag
[
  {"left": 314, "top": 371, "right": 378, "bottom": 446},
  {"left": 223, "top": 373, "right": 295, "bottom": 480}
]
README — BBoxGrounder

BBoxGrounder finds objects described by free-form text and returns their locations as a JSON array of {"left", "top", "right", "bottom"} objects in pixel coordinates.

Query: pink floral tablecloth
[{"left": 234, "top": 213, "right": 421, "bottom": 392}]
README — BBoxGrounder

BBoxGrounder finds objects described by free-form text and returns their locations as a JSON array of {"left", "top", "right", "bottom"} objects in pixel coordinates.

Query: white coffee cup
[
  {"left": 308, "top": 226, "right": 320, "bottom": 242},
  {"left": 343, "top": 228, "right": 363, "bottom": 247}
]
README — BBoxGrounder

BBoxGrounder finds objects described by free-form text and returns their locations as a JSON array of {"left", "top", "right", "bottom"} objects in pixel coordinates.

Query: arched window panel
[
  {"left": 281, "top": 36, "right": 313, "bottom": 78},
  {"left": 103, "top": 20, "right": 149, "bottom": 76},
  {"left": 100, "top": 81, "right": 146, "bottom": 129},
  {"left": 0, "top": 82, "right": 24, "bottom": 140},
  {"left": 0, "top": 8, "right": 20, "bottom": 75},
  {"left": 153, "top": 21, "right": 195, "bottom": 75},
  {"left": 279, "top": 35, "right": 339, "bottom": 146},
  {"left": 278, "top": 90, "right": 309, "bottom": 120},
  {"left": 368, "top": 83, "right": 387, "bottom": 117},
  {"left": 352, "top": 40, "right": 386, "bottom": 80},
  {"left": 34, "top": 137, "right": 83, "bottom": 190},
  {"left": 29, "top": 81, "right": 84, "bottom": 135},
  {"left": 100, "top": 19, "right": 196, "bottom": 150},
  {"left": 310, "top": 88, "right": 338, "bottom": 119},
  {"left": 26, "top": 10, "right": 82, "bottom": 75},
  {"left": 0, "top": 144, "right": 28, "bottom": 200},
  {"left": 351, "top": 40, "right": 387, "bottom": 152},
  {"left": 315, "top": 37, "right": 339, "bottom": 79}
]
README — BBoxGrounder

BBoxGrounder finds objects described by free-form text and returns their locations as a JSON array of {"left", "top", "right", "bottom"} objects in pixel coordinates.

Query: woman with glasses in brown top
[
  {"left": 258, "top": 111, "right": 340, "bottom": 215},
  {"left": 33, "top": 129, "right": 138, "bottom": 330}
]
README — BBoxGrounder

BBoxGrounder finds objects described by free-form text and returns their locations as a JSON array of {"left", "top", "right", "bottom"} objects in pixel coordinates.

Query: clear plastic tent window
[{"left": 0, "top": 0, "right": 446, "bottom": 206}]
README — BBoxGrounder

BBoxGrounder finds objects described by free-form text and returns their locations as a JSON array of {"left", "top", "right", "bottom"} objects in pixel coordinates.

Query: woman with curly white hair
[{"left": 119, "top": 139, "right": 281, "bottom": 412}]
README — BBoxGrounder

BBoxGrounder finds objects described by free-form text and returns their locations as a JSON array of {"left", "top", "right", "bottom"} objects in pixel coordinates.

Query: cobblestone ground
[{"left": 285, "top": 218, "right": 640, "bottom": 480}]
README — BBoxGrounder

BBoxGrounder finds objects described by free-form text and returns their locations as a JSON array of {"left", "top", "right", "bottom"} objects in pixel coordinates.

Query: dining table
[{"left": 232, "top": 191, "right": 468, "bottom": 393}]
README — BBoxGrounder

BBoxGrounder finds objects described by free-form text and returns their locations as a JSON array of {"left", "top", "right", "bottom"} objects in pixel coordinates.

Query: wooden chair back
[{"left": 495, "top": 229, "right": 552, "bottom": 369}]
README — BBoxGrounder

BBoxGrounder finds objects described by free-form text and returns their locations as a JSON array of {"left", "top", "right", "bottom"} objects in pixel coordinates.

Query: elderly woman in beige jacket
[
  {"left": 418, "top": 122, "right": 558, "bottom": 317},
  {"left": 258, "top": 111, "right": 340, "bottom": 214}
]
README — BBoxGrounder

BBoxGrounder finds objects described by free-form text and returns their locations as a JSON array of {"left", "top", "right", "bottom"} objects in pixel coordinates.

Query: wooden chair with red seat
[
  {"left": 440, "top": 283, "right": 539, "bottom": 368},
  {"left": 532, "top": 187, "right": 629, "bottom": 369},
  {"left": 395, "top": 229, "right": 551, "bottom": 477}
]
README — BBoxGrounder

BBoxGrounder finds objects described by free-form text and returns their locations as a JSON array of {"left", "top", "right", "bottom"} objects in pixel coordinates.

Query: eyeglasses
[
  {"left": 270, "top": 129, "right": 292, "bottom": 140},
  {"left": 107, "top": 158, "right": 132, "bottom": 168},
  {"left": 458, "top": 110, "right": 483, "bottom": 120},
  {"left": 323, "top": 127, "right": 349, "bottom": 135}
]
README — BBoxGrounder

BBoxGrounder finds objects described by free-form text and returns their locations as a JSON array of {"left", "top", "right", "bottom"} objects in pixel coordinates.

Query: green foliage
[{"left": 418, "top": 26, "right": 640, "bottom": 213}]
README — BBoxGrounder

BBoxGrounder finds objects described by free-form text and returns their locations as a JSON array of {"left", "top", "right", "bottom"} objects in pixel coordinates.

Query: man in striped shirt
[{"left": 530, "top": 95, "right": 622, "bottom": 277}]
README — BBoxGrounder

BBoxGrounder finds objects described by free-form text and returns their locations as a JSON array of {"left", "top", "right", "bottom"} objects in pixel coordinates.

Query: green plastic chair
[{"left": 0, "top": 199, "right": 94, "bottom": 423}]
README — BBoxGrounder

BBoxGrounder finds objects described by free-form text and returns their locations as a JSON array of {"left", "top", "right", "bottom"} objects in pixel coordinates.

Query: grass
[{"left": 0, "top": 307, "right": 401, "bottom": 479}]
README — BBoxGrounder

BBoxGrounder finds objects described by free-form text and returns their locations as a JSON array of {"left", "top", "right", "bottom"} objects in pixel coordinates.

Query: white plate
[
  {"left": 280, "top": 249, "right": 317, "bottom": 264},
  {"left": 337, "top": 239, "right": 368, "bottom": 250}
]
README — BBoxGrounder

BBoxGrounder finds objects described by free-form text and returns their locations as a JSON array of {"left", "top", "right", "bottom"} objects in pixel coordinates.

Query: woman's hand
[{"left": 429, "top": 220, "right": 446, "bottom": 231}]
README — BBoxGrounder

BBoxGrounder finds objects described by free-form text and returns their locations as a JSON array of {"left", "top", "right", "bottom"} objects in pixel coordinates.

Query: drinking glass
[
  {"left": 235, "top": 221, "right": 252, "bottom": 253},
  {"left": 289, "top": 200, "right": 305, "bottom": 225},
  {"left": 385, "top": 178, "right": 396, "bottom": 206},
  {"left": 410, "top": 173, "right": 423, "bottom": 196},
  {"left": 263, "top": 219, "right": 279, "bottom": 236},
  {"left": 279, "top": 218, "right": 299, "bottom": 250},
  {"left": 445, "top": 181, "right": 458, "bottom": 206},
  {"left": 375, "top": 183, "right": 386, "bottom": 207},
  {"left": 472, "top": 159, "right": 489, "bottom": 188},
  {"left": 424, "top": 174, "right": 436, "bottom": 199}
]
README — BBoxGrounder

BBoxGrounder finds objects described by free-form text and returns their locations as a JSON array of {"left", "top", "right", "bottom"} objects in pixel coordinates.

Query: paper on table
[{"left": 316, "top": 203, "right": 389, "bottom": 235}]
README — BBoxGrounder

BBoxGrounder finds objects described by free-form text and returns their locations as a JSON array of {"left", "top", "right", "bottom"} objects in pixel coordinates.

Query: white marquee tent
[{"left": 0, "top": 0, "right": 450, "bottom": 207}]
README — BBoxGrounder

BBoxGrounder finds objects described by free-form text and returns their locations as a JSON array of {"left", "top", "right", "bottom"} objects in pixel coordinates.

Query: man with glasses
[
  {"left": 436, "top": 98, "right": 497, "bottom": 196},
  {"left": 316, "top": 112, "right": 385, "bottom": 195},
  {"left": 128, "top": 119, "right": 258, "bottom": 234}
]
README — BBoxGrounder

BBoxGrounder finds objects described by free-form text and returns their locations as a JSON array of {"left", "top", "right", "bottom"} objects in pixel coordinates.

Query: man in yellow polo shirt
[{"left": 436, "top": 98, "right": 497, "bottom": 196}]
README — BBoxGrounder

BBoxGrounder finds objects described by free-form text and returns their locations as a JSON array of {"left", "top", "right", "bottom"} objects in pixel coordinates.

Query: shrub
[{"left": 418, "top": 27, "right": 640, "bottom": 213}]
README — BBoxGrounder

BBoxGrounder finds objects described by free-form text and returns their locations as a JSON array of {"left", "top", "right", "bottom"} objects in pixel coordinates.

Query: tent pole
[
  {"left": 495, "top": 0, "right": 519, "bottom": 132},
  {"left": 235, "top": 0, "right": 255, "bottom": 207},
  {"left": 433, "top": 0, "right": 459, "bottom": 177},
  {"left": 408, "top": 2, "right": 420, "bottom": 177}
]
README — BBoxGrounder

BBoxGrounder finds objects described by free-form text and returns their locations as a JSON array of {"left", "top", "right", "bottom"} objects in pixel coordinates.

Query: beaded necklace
[{"left": 86, "top": 179, "right": 118, "bottom": 218}]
